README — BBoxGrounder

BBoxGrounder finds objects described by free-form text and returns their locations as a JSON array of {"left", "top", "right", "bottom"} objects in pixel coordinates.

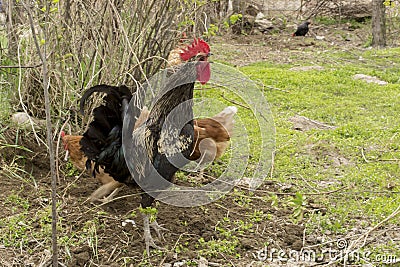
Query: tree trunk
[
  {"left": 63, "top": 0, "right": 71, "bottom": 25},
  {"left": 371, "top": 0, "right": 386, "bottom": 47}
]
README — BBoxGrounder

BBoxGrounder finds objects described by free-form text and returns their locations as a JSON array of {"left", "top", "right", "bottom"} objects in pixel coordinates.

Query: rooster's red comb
[
  {"left": 180, "top": 38, "right": 210, "bottom": 61},
  {"left": 61, "top": 131, "right": 66, "bottom": 138}
]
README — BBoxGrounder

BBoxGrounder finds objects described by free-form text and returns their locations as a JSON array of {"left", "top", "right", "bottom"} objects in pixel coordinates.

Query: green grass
[{"left": 239, "top": 47, "right": 400, "bottom": 258}]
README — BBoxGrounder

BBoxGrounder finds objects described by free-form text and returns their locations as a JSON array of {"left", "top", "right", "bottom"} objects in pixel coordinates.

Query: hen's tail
[
  {"left": 79, "top": 84, "right": 132, "bottom": 180},
  {"left": 210, "top": 106, "right": 238, "bottom": 135}
]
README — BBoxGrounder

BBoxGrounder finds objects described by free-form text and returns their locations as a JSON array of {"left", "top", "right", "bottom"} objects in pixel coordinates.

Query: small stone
[{"left": 353, "top": 74, "right": 388, "bottom": 85}]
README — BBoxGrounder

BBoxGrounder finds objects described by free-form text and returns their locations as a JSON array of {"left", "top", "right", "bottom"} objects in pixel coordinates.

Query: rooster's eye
[{"left": 197, "top": 55, "right": 207, "bottom": 61}]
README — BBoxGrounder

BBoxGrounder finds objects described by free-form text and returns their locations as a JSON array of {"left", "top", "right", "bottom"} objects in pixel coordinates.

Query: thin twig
[
  {"left": 379, "top": 158, "right": 400, "bottom": 162},
  {"left": 265, "top": 85, "right": 291, "bottom": 93},
  {"left": 360, "top": 147, "right": 370, "bottom": 163},
  {"left": 298, "top": 174, "right": 320, "bottom": 193},
  {"left": 269, "top": 150, "right": 275, "bottom": 179},
  {"left": 188, "top": 170, "right": 347, "bottom": 197},
  {"left": 220, "top": 93, "right": 250, "bottom": 109},
  {"left": 16, "top": 41, "right": 44, "bottom": 146},
  {"left": 361, "top": 147, "right": 400, "bottom": 163},
  {"left": 0, "top": 63, "right": 43, "bottom": 69},
  {"left": 242, "top": 185, "right": 348, "bottom": 196},
  {"left": 327, "top": 204, "right": 400, "bottom": 266},
  {"left": 355, "top": 204, "right": 400, "bottom": 249},
  {"left": 56, "top": 118, "right": 70, "bottom": 182},
  {"left": 22, "top": 1, "right": 59, "bottom": 266},
  {"left": 107, "top": 244, "right": 118, "bottom": 262}
]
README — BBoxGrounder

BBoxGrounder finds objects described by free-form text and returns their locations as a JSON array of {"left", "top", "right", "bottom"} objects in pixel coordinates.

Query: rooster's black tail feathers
[
  {"left": 79, "top": 84, "right": 132, "bottom": 180},
  {"left": 79, "top": 84, "right": 132, "bottom": 115}
]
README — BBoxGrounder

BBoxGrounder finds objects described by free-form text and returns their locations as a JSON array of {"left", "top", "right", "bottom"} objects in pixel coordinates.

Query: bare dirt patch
[{"left": 212, "top": 20, "right": 372, "bottom": 67}]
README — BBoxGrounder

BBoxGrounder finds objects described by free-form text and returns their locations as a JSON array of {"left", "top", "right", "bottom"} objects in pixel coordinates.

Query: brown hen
[
  {"left": 190, "top": 106, "right": 237, "bottom": 179},
  {"left": 61, "top": 132, "right": 122, "bottom": 203}
]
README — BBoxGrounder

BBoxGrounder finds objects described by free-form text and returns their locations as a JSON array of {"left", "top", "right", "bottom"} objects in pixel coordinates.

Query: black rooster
[
  {"left": 292, "top": 21, "right": 311, "bottom": 36},
  {"left": 79, "top": 38, "right": 211, "bottom": 254}
]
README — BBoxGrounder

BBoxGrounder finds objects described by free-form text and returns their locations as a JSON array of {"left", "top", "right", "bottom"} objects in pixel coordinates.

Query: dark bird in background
[
  {"left": 79, "top": 38, "right": 212, "bottom": 254},
  {"left": 292, "top": 21, "right": 311, "bottom": 36}
]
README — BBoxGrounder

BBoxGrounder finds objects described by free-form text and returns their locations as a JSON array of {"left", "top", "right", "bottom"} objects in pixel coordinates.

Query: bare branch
[
  {"left": 21, "top": 1, "right": 59, "bottom": 266},
  {"left": 220, "top": 93, "right": 250, "bottom": 109},
  {"left": 0, "top": 63, "right": 43, "bottom": 69}
]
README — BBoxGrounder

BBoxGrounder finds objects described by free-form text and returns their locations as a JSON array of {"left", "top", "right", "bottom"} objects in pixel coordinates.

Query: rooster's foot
[
  {"left": 90, "top": 187, "right": 121, "bottom": 204},
  {"left": 143, "top": 214, "right": 165, "bottom": 255}
]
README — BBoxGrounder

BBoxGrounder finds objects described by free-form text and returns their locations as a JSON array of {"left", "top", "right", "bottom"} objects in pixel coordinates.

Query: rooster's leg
[{"left": 143, "top": 214, "right": 164, "bottom": 255}]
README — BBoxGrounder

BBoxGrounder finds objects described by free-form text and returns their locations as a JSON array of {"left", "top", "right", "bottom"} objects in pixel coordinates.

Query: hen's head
[
  {"left": 180, "top": 38, "right": 211, "bottom": 84},
  {"left": 60, "top": 131, "right": 68, "bottom": 150}
]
